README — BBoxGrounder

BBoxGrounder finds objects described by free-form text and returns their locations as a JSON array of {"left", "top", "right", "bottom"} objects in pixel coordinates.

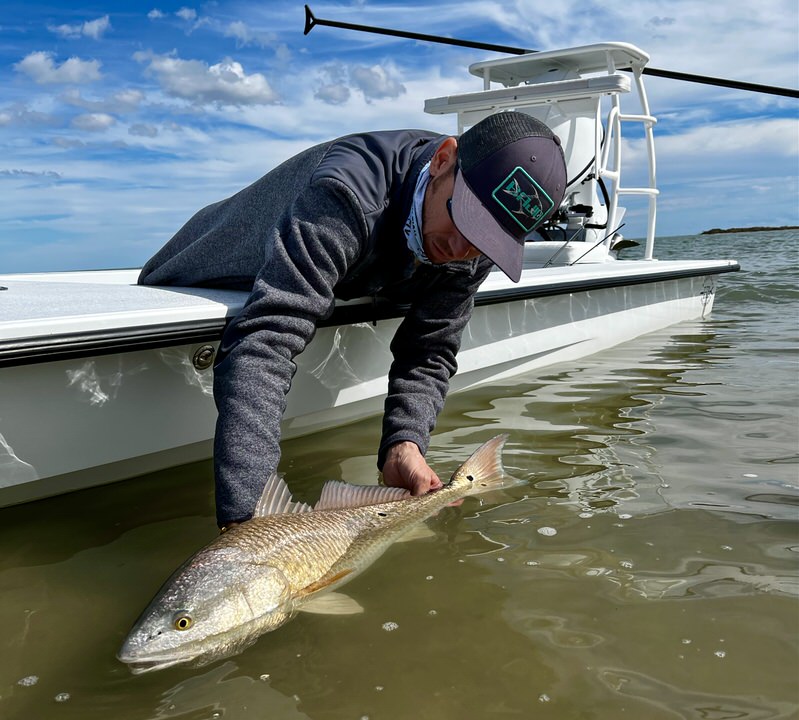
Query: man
[{"left": 139, "top": 110, "right": 567, "bottom": 528}]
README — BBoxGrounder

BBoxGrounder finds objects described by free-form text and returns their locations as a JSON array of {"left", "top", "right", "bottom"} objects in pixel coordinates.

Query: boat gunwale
[{"left": 0, "top": 261, "right": 740, "bottom": 368}]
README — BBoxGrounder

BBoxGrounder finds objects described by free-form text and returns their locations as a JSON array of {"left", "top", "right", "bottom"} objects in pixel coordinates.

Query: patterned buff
[{"left": 403, "top": 161, "right": 432, "bottom": 264}]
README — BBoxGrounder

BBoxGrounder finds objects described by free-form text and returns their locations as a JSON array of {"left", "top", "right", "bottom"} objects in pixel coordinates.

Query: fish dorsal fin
[
  {"left": 314, "top": 481, "right": 410, "bottom": 511},
  {"left": 254, "top": 473, "right": 313, "bottom": 517}
]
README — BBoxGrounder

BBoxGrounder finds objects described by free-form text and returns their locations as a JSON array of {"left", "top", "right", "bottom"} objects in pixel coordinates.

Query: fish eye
[{"left": 173, "top": 613, "right": 193, "bottom": 631}]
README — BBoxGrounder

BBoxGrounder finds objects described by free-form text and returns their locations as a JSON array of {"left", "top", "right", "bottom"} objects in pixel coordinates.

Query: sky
[{"left": 1, "top": 0, "right": 797, "bottom": 273}]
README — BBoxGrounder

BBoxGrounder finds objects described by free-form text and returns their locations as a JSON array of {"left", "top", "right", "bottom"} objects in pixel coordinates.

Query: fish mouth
[
  {"left": 117, "top": 629, "right": 254, "bottom": 674},
  {"left": 117, "top": 649, "right": 197, "bottom": 675}
]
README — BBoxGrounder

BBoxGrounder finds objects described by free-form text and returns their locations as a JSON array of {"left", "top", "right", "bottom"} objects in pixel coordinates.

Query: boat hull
[{"left": 0, "top": 263, "right": 730, "bottom": 507}]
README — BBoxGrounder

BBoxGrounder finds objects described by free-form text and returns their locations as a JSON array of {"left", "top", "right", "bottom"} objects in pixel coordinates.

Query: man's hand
[{"left": 382, "top": 441, "right": 443, "bottom": 496}]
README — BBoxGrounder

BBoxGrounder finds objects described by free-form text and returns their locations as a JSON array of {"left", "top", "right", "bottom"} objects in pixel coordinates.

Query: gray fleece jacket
[{"left": 139, "top": 129, "right": 493, "bottom": 525}]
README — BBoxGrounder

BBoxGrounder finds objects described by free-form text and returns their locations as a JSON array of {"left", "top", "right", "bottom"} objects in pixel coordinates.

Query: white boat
[{"left": 0, "top": 42, "right": 738, "bottom": 507}]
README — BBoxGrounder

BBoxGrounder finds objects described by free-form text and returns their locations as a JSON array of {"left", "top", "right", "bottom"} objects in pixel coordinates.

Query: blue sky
[{"left": 1, "top": 1, "right": 797, "bottom": 272}]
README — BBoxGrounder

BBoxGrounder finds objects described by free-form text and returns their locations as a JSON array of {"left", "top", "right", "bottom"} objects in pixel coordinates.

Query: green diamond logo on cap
[{"left": 492, "top": 166, "right": 555, "bottom": 233}]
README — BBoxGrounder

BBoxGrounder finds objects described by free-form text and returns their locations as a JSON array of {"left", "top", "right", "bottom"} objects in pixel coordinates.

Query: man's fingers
[
  {"left": 381, "top": 442, "right": 442, "bottom": 496},
  {"left": 411, "top": 470, "right": 442, "bottom": 495}
]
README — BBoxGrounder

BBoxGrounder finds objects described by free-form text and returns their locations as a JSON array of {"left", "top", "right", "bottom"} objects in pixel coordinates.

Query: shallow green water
[{"left": 1, "top": 232, "right": 797, "bottom": 719}]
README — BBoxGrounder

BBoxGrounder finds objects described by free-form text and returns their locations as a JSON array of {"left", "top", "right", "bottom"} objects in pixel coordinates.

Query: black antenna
[{"left": 303, "top": 5, "right": 799, "bottom": 100}]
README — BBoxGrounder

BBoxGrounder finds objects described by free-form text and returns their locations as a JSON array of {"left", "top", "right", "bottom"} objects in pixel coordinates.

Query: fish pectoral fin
[
  {"left": 296, "top": 568, "right": 354, "bottom": 597},
  {"left": 299, "top": 592, "right": 364, "bottom": 616},
  {"left": 296, "top": 568, "right": 362, "bottom": 615}
]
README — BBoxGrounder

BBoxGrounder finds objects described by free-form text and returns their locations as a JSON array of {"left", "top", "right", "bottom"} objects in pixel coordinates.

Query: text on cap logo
[{"left": 491, "top": 166, "right": 555, "bottom": 232}]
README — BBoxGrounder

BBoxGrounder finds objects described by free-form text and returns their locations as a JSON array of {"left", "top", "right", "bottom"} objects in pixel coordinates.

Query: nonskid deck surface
[{"left": 0, "top": 270, "right": 244, "bottom": 334}]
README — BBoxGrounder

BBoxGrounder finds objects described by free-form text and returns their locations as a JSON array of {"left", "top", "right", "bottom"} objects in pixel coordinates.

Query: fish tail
[{"left": 454, "top": 434, "right": 513, "bottom": 494}]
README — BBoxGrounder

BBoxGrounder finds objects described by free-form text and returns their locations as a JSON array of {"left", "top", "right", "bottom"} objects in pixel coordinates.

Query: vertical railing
[{"left": 595, "top": 51, "right": 659, "bottom": 258}]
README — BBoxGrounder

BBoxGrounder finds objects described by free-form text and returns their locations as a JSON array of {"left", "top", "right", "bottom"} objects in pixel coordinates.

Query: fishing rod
[
  {"left": 569, "top": 224, "right": 626, "bottom": 266},
  {"left": 303, "top": 5, "right": 799, "bottom": 100}
]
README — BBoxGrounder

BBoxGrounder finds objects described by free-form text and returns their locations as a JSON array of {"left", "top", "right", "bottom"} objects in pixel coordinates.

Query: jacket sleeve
[
  {"left": 377, "top": 257, "right": 494, "bottom": 468},
  {"left": 213, "top": 178, "right": 365, "bottom": 525}
]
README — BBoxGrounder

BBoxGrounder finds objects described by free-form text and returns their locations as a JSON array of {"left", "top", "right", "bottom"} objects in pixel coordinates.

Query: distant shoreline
[{"left": 701, "top": 225, "right": 799, "bottom": 235}]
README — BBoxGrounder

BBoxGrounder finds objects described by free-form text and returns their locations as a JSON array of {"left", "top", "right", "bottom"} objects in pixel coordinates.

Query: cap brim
[{"left": 450, "top": 171, "right": 523, "bottom": 283}]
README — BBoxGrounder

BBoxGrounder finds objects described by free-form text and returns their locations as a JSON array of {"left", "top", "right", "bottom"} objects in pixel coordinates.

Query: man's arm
[
  {"left": 378, "top": 257, "right": 494, "bottom": 490},
  {"left": 213, "top": 178, "right": 365, "bottom": 526}
]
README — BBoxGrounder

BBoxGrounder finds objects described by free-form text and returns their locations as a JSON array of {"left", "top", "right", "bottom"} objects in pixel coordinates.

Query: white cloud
[
  {"left": 223, "top": 20, "right": 279, "bottom": 49},
  {"left": 71, "top": 113, "right": 116, "bottom": 131},
  {"left": 311, "top": 63, "right": 407, "bottom": 104},
  {"left": 656, "top": 118, "right": 799, "bottom": 164},
  {"left": 314, "top": 63, "right": 350, "bottom": 105},
  {"left": 14, "top": 52, "right": 102, "bottom": 85},
  {"left": 350, "top": 65, "right": 406, "bottom": 102},
  {"left": 646, "top": 15, "right": 676, "bottom": 27},
  {"left": 48, "top": 15, "right": 111, "bottom": 40},
  {"left": 0, "top": 169, "right": 61, "bottom": 179},
  {"left": 315, "top": 84, "right": 351, "bottom": 105},
  {"left": 81, "top": 15, "right": 112, "bottom": 39},
  {"left": 133, "top": 51, "right": 279, "bottom": 106},
  {"left": 0, "top": 103, "right": 60, "bottom": 127},
  {"left": 60, "top": 88, "right": 145, "bottom": 113},
  {"left": 112, "top": 89, "right": 146, "bottom": 111},
  {"left": 148, "top": 9, "right": 165, "bottom": 20},
  {"left": 274, "top": 44, "right": 292, "bottom": 64},
  {"left": 129, "top": 123, "right": 159, "bottom": 138},
  {"left": 51, "top": 137, "right": 87, "bottom": 149},
  {"left": 224, "top": 20, "right": 250, "bottom": 44},
  {"left": 176, "top": 7, "right": 197, "bottom": 22},
  {"left": 128, "top": 123, "right": 158, "bottom": 138}
]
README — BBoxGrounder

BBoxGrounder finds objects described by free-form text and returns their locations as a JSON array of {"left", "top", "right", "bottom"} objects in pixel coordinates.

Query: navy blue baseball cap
[{"left": 450, "top": 111, "right": 567, "bottom": 282}]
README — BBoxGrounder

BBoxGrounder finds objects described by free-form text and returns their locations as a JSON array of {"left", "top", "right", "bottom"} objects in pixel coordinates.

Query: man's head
[{"left": 424, "top": 111, "right": 567, "bottom": 282}]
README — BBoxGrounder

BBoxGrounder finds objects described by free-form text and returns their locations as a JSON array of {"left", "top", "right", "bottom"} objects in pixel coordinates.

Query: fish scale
[{"left": 223, "top": 510, "right": 364, "bottom": 594}]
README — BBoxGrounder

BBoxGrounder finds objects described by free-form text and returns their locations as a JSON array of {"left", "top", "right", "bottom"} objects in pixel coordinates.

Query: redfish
[{"left": 118, "top": 435, "right": 512, "bottom": 673}]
